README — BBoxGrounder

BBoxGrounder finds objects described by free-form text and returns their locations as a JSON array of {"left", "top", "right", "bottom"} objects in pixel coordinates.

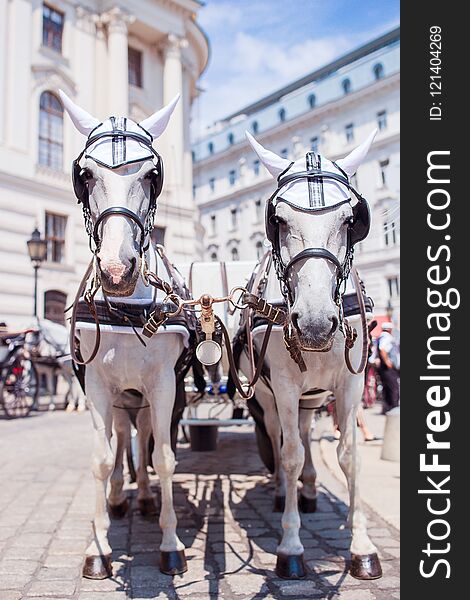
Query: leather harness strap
[{"left": 344, "top": 267, "right": 369, "bottom": 375}]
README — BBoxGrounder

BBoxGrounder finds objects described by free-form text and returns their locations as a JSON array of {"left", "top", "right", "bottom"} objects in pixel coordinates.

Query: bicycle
[{"left": 0, "top": 330, "right": 39, "bottom": 418}]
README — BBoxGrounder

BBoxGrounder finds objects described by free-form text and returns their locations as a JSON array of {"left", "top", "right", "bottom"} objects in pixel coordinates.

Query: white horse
[
  {"left": 60, "top": 91, "right": 191, "bottom": 579},
  {"left": 241, "top": 131, "right": 382, "bottom": 580}
]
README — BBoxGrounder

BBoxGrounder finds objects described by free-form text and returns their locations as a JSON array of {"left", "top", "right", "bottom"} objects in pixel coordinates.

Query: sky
[{"left": 191, "top": 0, "right": 400, "bottom": 138}]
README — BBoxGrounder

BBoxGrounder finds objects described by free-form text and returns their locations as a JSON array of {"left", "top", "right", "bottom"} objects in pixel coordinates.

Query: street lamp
[{"left": 27, "top": 227, "right": 47, "bottom": 318}]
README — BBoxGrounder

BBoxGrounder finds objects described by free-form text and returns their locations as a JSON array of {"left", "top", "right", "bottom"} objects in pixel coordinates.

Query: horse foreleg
[
  {"left": 108, "top": 407, "right": 129, "bottom": 518},
  {"left": 298, "top": 408, "right": 317, "bottom": 513},
  {"left": 335, "top": 383, "right": 382, "bottom": 580},
  {"left": 83, "top": 389, "right": 114, "bottom": 579},
  {"left": 136, "top": 407, "right": 157, "bottom": 516},
  {"left": 273, "top": 376, "right": 306, "bottom": 579},
  {"left": 149, "top": 372, "right": 187, "bottom": 575}
]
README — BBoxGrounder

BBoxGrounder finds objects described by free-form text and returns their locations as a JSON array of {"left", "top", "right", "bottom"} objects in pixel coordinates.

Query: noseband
[
  {"left": 266, "top": 157, "right": 370, "bottom": 306},
  {"left": 72, "top": 127, "right": 164, "bottom": 255}
]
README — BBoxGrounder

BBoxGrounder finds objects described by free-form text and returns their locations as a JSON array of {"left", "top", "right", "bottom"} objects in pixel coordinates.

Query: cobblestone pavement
[{"left": 0, "top": 412, "right": 400, "bottom": 599}]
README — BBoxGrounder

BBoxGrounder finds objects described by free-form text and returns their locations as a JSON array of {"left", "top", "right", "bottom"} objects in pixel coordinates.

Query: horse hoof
[
  {"left": 275, "top": 553, "right": 307, "bottom": 579},
  {"left": 82, "top": 554, "right": 112, "bottom": 579},
  {"left": 160, "top": 550, "right": 188, "bottom": 575},
  {"left": 350, "top": 553, "right": 382, "bottom": 579},
  {"left": 299, "top": 494, "right": 317, "bottom": 513},
  {"left": 138, "top": 497, "right": 157, "bottom": 516},
  {"left": 273, "top": 496, "right": 286, "bottom": 512},
  {"left": 108, "top": 498, "right": 129, "bottom": 519}
]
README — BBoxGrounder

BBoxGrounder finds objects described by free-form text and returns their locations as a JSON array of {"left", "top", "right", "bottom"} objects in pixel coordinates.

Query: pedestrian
[{"left": 377, "top": 321, "right": 400, "bottom": 413}]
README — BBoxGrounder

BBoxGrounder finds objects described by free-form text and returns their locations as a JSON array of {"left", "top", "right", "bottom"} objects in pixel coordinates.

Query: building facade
[
  {"left": 0, "top": 0, "right": 208, "bottom": 326},
  {"left": 192, "top": 28, "right": 400, "bottom": 323}
]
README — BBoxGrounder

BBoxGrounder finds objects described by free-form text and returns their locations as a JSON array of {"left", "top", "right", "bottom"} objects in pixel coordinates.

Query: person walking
[{"left": 377, "top": 322, "right": 400, "bottom": 413}]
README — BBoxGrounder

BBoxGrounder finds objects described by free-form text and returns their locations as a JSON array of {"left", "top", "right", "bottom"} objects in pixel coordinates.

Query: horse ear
[
  {"left": 245, "top": 131, "right": 291, "bottom": 178},
  {"left": 336, "top": 129, "right": 377, "bottom": 177},
  {"left": 139, "top": 94, "right": 180, "bottom": 139},
  {"left": 58, "top": 89, "right": 101, "bottom": 136}
]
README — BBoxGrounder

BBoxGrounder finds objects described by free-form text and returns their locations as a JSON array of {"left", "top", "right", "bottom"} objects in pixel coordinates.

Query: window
[
  {"left": 230, "top": 208, "right": 238, "bottom": 229},
  {"left": 252, "top": 121, "right": 259, "bottom": 134},
  {"left": 280, "top": 148, "right": 288, "bottom": 159},
  {"left": 377, "top": 110, "right": 387, "bottom": 131},
  {"left": 253, "top": 159, "right": 260, "bottom": 176},
  {"left": 191, "top": 150, "right": 195, "bottom": 162},
  {"left": 229, "top": 169, "right": 236, "bottom": 186},
  {"left": 38, "top": 91, "right": 63, "bottom": 170},
  {"left": 379, "top": 159, "right": 390, "bottom": 186},
  {"left": 43, "top": 4, "right": 64, "bottom": 53},
  {"left": 310, "top": 136, "right": 319, "bottom": 153},
  {"left": 231, "top": 247, "right": 239, "bottom": 261},
  {"left": 278, "top": 108, "right": 286, "bottom": 122},
  {"left": 345, "top": 123, "right": 354, "bottom": 143},
  {"left": 210, "top": 251, "right": 218, "bottom": 262},
  {"left": 373, "top": 63, "right": 384, "bottom": 80},
  {"left": 255, "top": 198, "right": 262, "bottom": 222},
  {"left": 45, "top": 212, "right": 66, "bottom": 263},
  {"left": 209, "top": 177, "right": 215, "bottom": 192},
  {"left": 384, "top": 220, "right": 397, "bottom": 247},
  {"left": 192, "top": 184, "right": 196, "bottom": 198},
  {"left": 208, "top": 141, "right": 214, "bottom": 155},
  {"left": 256, "top": 240, "right": 264, "bottom": 260},
  {"left": 44, "top": 290, "right": 67, "bottom": 325},
  {"left": 308, "top": 93, "right": 316, "bottom": 109},
  {"left": 387, "top": 276, "right": 400, "bottom": 298},
  {"left": 227, "top": 132, "right": 234, "bottom": 145},
  {"left": 128, "top": 47, "right": 143, "bottom": 87},
  {"left": 210, "top": 214, "right": 216, "bottom": 235},
  {"left": 342, "top": 78, "right": 351, "bottom": 94},
  {"left": 151, "top": 226, "right": 166, "bottom": 247}
]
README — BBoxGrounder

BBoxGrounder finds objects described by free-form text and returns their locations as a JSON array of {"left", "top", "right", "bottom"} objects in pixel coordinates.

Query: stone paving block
[
  {"left": 224, "top": 572, "right": 269, "bottom": 596},
  {"left": 80, "top": 576, "right": 128, "bottom": 593},
  {"left": 25, "top": 580, "right": 77, "bottom": 597},
  {"left": 0, "top": 559, "right": 38, "bottom": 575},
  {"left": 336, "top": 590, "right": 377, "bottom": 600},
  {"left": 36, "top": 566, "right": 81, "bottom": 581},
  {"left": 0, "top": 591, "right": 22, "bottom": 600},
  {"left": 272, "top": 579, "right": 325, "bottom": 597},
  {"left": 43, "top": 555, "right": 84, "bottom": 569},
  {"left": 10, "top": 533, "right": 52, "bottom": 548},
  {"left": 0, "top": 572, "right": 31, "bottom": 590},
  {"left": 3, "top": 546, "right": 45, "bottom": 561},
  {"left": 79, "top": 593, "right": 129, "bottom": 600}
]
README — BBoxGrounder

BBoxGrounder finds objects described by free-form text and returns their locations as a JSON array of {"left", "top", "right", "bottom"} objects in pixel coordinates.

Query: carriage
[{"left": 58, "top": 90, "right": 382, "bottom": 582}]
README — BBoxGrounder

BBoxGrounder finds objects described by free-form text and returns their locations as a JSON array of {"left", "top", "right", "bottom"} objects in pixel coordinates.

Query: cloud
[
  {"left": 192, "top": 31, "right": 355, "bottom": 136},
  {"left": 191, "top": 0, "right": 400, "bottom": 137}
]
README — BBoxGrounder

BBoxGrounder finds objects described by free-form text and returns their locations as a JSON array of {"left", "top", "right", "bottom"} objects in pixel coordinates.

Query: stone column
[
  {"left": 93, "top": 17, "right": 108, "bottom": 118},
  {"left": 103, "top": 7, "right": 134, "bottom": 116},
  {"left": 162, "top": 34, "right": 187, "bottom": 187},
  {"left": 0, "top": 0, "right": 8, "bottom": 144}
]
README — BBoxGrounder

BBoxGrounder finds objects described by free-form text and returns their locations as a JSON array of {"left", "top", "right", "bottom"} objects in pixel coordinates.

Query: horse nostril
[
  {"left": 330, "top": 315, "right": 339, "bottom": 334},
  {"left": 129, "top": 258, "right": 136, "bottom": 275}
]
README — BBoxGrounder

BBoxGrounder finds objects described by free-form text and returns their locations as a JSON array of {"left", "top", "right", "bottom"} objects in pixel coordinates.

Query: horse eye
[
  {"left": 80, "top": 168, "right": 93, "bottom": 181},
  {"left": 274, "top": 216, "right": 287, "bottom": 226},
  {"left": 144, "top": 171, "right": 155, "bottom": 180}
]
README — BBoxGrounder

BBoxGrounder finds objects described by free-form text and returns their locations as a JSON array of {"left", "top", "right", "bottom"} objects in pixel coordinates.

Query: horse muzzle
[{"left": 98, "top": 257, "right": 139, "bottom": 297}]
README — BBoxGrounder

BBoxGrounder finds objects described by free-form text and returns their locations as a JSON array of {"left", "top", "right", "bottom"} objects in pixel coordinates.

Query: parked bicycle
[{"left": 0, "top": 328, "right": 39, "bottom": 418}]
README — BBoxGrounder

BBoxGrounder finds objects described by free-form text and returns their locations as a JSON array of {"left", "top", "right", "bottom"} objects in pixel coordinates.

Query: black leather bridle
[
  {"left": 266, "top": 160, "right": 370, "bottom": 306},
  {"left": 72, "top": 127, "right": 163, "bottom": 255}
]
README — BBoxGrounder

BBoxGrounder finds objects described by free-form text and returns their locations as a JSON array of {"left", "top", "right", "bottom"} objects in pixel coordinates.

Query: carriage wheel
[{"left": 1, "top": 356, "right": 38, "bottom": 418}]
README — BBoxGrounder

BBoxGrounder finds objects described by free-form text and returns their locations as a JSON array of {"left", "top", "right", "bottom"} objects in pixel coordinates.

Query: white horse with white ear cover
[
  {"left": 60, "top": 90, "right": 191, "bottom": 580},
  {"left": 242, "top": 130, "right": 383, "bottom": 581}
]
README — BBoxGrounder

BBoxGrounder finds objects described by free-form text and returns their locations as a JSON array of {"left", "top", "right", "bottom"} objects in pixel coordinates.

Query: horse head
[
  {"left": 60, "top": 90, "right": 179, "bottom": 297},
  {"left": 246, "top": 130, "right": 376, "bottom": 351}
]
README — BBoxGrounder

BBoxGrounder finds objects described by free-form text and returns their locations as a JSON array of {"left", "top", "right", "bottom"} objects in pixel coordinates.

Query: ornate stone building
[
  {"left": 0, "top": 0, "right": 208, "bottom": 326},
  {"left": 192, "top": 28, "right": 400, "bottom": 324}
]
